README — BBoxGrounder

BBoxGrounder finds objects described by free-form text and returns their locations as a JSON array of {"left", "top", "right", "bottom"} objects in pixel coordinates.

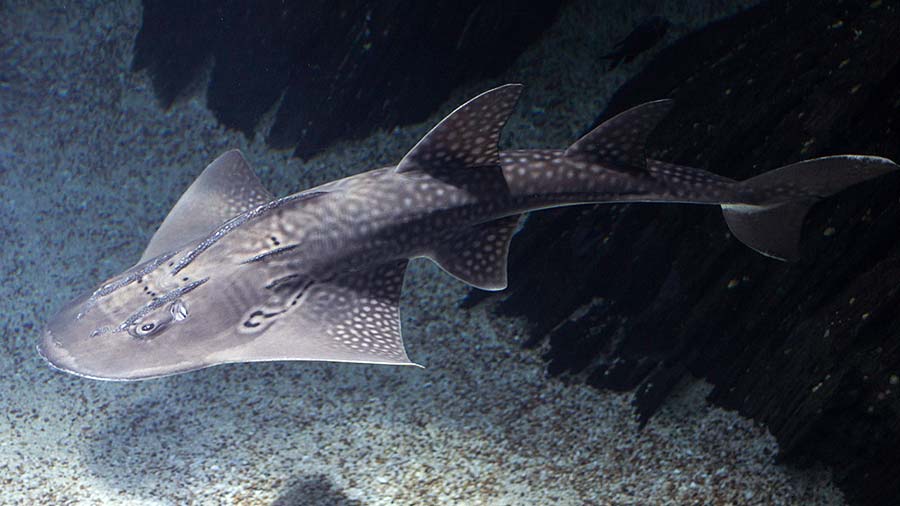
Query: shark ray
[{"left": 38, "top": 84, "right": 899, "bottom": 380}]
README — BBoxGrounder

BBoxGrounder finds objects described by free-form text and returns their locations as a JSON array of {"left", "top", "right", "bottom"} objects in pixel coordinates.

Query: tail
[
  {"left": 722, "top": 155, "right": 899, "bottom": 260},
  {"left": 564, "top": 100, "right": 897, "bottom": 261}
]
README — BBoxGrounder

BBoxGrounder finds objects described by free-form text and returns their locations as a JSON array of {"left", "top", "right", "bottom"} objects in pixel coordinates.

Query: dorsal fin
[
  {"left": 427, "top": 214, "right": 521, "bottom": 290},
  {"left": 564, "top": 99, "right": 674, "bottom": 171},
  {"left": 395, "top": 84, "right": 523, "bottom": 174},
  {"left": 139, "top": 150, "right": 274, "bottom": 263}
]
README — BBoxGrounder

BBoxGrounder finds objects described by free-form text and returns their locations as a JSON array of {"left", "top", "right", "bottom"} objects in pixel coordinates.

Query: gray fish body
[
  {"left": 39, "top": 84, "right": 899, "bottom": 381},
  {"left": 165, "top": 151, "right": 743, "bottom": 300}
]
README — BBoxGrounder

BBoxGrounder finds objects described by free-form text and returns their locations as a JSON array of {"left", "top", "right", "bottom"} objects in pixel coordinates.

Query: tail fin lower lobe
[{"left": 722, "top": 155, "right": 898, "bottom": 261}]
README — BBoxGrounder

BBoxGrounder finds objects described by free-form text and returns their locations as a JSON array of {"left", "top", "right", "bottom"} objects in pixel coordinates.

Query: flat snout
[
  {"left": 38, "top": 296, "right": 217, "bottom": 381},
  {"left": 37, "top": 327, "right": 84, "bottom": 378},
  {"left": 37, "top": 302, "right": 125, "bottom": 380}
]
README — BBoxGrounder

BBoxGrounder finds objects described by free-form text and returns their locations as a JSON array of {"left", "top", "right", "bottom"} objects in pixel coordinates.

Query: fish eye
[
  {"left": 129, "top": 319, "right": 165, "bottom": 339},
  {"left": 127, "top": 300, "right": 188, "bottom": 339}
]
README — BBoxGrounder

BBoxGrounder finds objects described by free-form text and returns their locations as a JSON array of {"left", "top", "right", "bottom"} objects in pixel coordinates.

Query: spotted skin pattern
[
  {"left": 565, "top": 100, "right": 673, "bottom": 171},
  {"left": 38, "top": 84, "right": 899, "bottom": 380}
]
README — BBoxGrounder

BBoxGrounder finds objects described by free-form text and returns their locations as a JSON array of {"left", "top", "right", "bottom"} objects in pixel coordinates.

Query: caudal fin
[{"left": 722, "top": 155, "right": 898, "bottom": 261}]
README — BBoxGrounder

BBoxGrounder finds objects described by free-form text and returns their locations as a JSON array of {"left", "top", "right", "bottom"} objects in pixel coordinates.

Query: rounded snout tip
[
  {"left": 36, "top": 327, "right": 128, "bottom": 381},
  {"left": 37, "top": 327, "right": 77, "bottom": 376}
]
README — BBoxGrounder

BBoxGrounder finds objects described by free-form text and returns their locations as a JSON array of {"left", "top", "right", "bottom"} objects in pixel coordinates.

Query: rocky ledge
[{"left": 132, "top": 0, "right": 563, "bottom": 157}]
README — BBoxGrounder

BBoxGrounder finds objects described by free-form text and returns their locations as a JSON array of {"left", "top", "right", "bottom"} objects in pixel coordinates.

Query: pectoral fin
[
  {"left": 217, "top": 259, "right": 419, "bottom": 366},
  {"left": 139, "top": 150, "right": 274, "bottom": 263}
]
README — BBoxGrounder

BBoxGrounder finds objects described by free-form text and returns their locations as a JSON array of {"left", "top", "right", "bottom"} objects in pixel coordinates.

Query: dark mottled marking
[
  {"left": 77, "top": 250, "right": 179, "bottom": 320},
  {"left": 119, "top": 278, "right": 208, "bottom": 332},
  {"left": 242, "top": 243, "right": 302, "bottom": 264},
  {"left": 171, "top": 191, "right": 327, "bottom": 275}
]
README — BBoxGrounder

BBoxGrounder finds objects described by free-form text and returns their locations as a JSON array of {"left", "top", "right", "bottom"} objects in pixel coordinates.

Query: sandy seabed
[{"left": 0, "top": 0, "right": 844, "bottom": 504}]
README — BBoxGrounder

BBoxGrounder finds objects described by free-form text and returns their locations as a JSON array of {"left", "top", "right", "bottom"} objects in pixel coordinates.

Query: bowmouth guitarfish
[{"left": 39, "top": 84, "right": 899, "bottom": 380}]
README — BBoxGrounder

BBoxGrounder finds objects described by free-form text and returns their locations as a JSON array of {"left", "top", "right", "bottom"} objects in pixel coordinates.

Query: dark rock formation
[
  {"left": 600, "top": 15, "right": 670, "bottom": 70},
  {"left": 479, "top": 1, "right": 900, "bottom": 505},
  {"left": 132, "top": 0, "right": 564, "bottom": 157}
]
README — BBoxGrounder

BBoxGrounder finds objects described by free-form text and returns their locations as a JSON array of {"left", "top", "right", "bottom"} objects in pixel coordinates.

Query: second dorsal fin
[
  {"left": 564, "top": 99, "right": 674, "bottom": 171},
  {"left": 395, "top": 84, "right": 523, "bottom": 174},
  {"left": 139, "top": 150, "right": 274, "bottom": 263}
]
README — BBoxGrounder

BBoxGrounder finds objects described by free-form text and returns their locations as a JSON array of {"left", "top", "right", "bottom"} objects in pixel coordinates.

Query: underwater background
[{"left": 2, "top": 0, "right": 899, "bottom": 505}]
